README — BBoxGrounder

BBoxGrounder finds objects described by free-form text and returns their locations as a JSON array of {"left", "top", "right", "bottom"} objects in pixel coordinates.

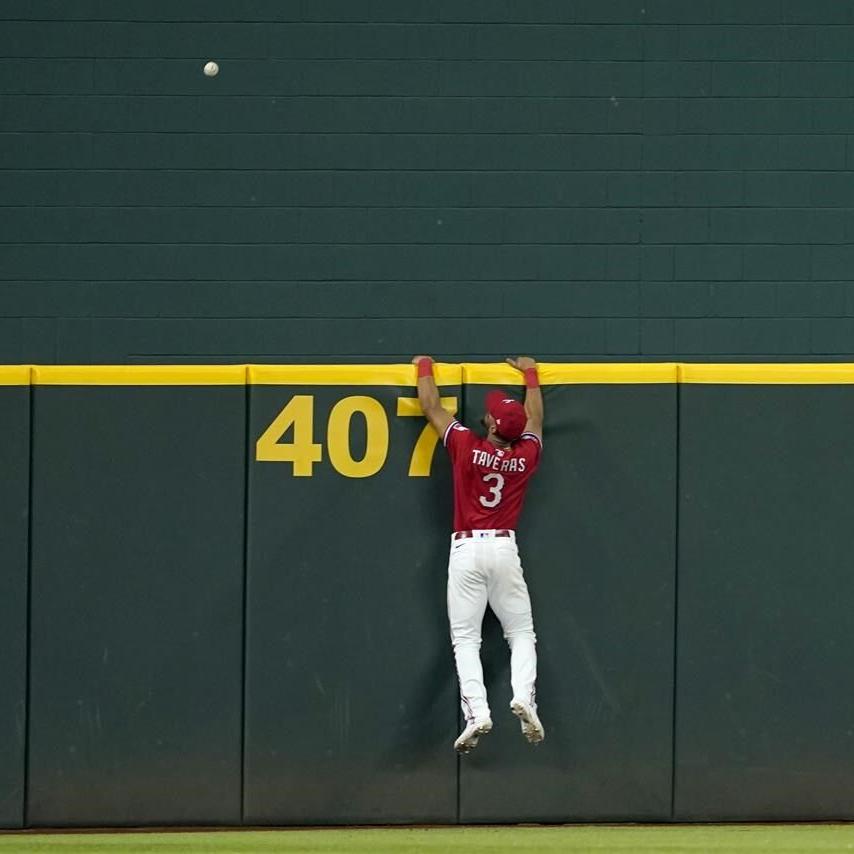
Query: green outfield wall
[
  {"left": 459, "top": 365, "right": 676, "bottom": 823},
  {"left": 26, "top": 367, "right": 246, "bottom": 826},
  {"left": 0, "top": 369, "right": 29, "bottom": 828},
  {"left": 675, "top": 366, "right": 854, "bottom": 820},
  {"left": 6, "top": 1, "right": 854, "bottom": 826},
  {"left": 3, "top": 2, "right": 854, "bottom": 364},
  {"left": 243, "top": 365, "right": 462, "bottom": 824},
  {"left": 2, "top": 362, "right": 854, "bottom": 827}
]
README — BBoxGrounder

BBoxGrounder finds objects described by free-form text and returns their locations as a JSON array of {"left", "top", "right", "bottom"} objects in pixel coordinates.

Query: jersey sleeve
[
  {"left": 443, "top": 420, "right": 474, "bottom": 464},
  {"left": 518, "top": 431, "right": 543, "bottom": 468}
]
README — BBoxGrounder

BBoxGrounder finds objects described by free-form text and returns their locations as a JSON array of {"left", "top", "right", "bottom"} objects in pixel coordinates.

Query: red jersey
[{"left": 442, "top": 419, "right": 542, "bottom": 532}]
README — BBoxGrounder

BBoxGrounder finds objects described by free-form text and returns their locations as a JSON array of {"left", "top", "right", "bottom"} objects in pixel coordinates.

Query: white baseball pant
[{"left": 446, "top": 529, "right": 537, "bottom": 724}]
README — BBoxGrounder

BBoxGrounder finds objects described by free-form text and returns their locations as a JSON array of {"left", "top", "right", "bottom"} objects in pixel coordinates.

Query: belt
[{"left": 453, "top": 529, "right": 512, "bottom": 540}]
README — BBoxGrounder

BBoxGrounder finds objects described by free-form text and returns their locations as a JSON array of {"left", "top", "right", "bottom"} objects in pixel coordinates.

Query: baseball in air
[{"left": 203, "top": 61, "right": 219, "bottom": 77}]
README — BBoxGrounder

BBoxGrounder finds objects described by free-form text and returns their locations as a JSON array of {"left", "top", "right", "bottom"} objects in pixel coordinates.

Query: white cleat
[
  {"left": 454, "top": 717, "right": 492, "bottom": 754},
  {"left": 510, "top": 699, "right": 545, "bottom": 744}
]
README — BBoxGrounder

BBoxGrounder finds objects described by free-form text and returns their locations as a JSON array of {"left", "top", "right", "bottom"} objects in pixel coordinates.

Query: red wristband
[
  {"left": 417, "top": 358, "right": 434, "bottom": 378},
  {"left": 524, "top": 367, "right": 539, "bottom": 388}
]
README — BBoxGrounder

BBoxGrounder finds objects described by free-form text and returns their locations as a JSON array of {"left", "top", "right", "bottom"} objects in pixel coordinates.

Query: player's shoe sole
[
  {"left": 510, "top": 699, "right": 545, "bottom": 744},
  {"left": 454, "top": 718, "right": 492, "bottom": 754}
]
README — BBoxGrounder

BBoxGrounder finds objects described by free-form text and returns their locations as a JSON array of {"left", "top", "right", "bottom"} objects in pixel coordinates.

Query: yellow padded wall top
[
  {"left": 462, "top": 362, "right": 680, "bottom": 385},
  {"left": 32, "top": 365, "right": 247, "bottom": 385},
  {"left": 0, "top": 366, "right": 31, "bottom": 386},
  {"left": 1, "top": 363, "right": 854, "bottom": 385},
  {"left": 248, "top": 363, "right": 462, "bottom": 386}
]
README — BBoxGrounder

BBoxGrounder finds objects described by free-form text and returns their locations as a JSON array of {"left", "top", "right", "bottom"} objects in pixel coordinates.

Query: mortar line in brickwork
[
  {"left": 669, "top": 379, "right": 681, "bottom": 821},
  {"left": 22, "top": 374, "right": 34, "bottom": 827},
  {"left": 0, "top": 57, "right": 731, "bottom": 63},
  {"left": 239, "top": 376, "right": 251, "bottom": 823},
  {"left": 1, "top": 130, "right": 655, "bottom": 135},
  {"left": 0, "top": 21, "right": 702, "bottom": 26},
  {"left": 5, "top": 94, "right": 839, "bottom": 99}
]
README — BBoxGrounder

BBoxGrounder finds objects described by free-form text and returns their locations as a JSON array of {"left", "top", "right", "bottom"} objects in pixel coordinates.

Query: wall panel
[
  {"left": 243, "top": 365, "right": 460, "bottom": 824},
  {"left": 27, "top": 368, "right": 245, "bottom": 826},
  {"left": 0, "top": 368, "right": 30, "bottom": 829},
  {"left": 458, "top": 365, "right": 677, "bottom": 822},
  {"left": 675, "top": 370, "right": 854, "bottom": 820}
]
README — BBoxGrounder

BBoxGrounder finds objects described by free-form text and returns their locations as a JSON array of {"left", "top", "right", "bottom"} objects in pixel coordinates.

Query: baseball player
[{"left": 413, "top": 355, "right": 545, "bottom": 753}]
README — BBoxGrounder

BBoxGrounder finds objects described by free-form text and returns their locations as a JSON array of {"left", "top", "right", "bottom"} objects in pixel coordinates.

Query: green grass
[{"left": 2, "top": 826, "right": 854, "bottom": 854}]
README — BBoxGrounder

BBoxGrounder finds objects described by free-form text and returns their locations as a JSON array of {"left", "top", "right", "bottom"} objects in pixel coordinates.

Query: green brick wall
[{"left": 2, "top": 1, "right": 854, "bottom": 363}]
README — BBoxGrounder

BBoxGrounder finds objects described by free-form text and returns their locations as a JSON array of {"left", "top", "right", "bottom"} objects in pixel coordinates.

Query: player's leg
[
  {"left": 486, "top": 537, "right": 545, "bottom": 744},
  {"left": 447, "top": 539, "right": 491, "bottom": 751},
  {"left": 486, "top": 537, "right": 537, "bottom": 703}
]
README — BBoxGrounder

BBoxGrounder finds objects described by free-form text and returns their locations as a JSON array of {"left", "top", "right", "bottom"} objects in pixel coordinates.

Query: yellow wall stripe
[
  {"left": 679, "top": 364, "right": 854, "bottom": 384},
  {"left": 6, "top": 363, "right": 854, "bottom": 386},
  {"left": 248, "top": 363, "right": 462, "bottom": 386},
  {"left": 462, "top": 362, "right": 679, "bottom": 385},
  {"left": 0, "top": 366, "right": 31, "bottom": 386},
  {"left": 33, "top": 365, "right": 247, "bottom": 386}
]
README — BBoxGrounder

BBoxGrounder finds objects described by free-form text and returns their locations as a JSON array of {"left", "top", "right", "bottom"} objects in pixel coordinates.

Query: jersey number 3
[{"left": 479, "top": 472, "right": 505, "bottom": 508}]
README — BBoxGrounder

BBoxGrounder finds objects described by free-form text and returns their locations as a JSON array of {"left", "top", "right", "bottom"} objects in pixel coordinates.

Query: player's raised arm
[
  {"left": 506, "top": 356, "right": 543, "bottom": 439},
  {"left": 412, "top": 355, "right": 455, "bottom": 436}
]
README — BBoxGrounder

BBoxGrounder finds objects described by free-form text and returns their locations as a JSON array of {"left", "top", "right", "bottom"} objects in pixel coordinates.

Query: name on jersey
[{"left": 471, "top": 449, "right": 527, "bottom": 472}]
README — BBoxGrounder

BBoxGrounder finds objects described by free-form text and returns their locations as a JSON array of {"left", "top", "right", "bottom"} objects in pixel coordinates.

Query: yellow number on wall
[
  {"left": 255, "top": 395, "right": 323, "bottom": 476},
  {"left": 327, "top": 396, "right": 389, "bottom": 478},
  {"left": 397, "top": 397, "right": 458, "bottom": 477}
]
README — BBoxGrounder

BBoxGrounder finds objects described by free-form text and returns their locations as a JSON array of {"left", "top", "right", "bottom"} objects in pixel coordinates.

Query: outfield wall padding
[
  {"left": 4, "top": 363, "right": 854, "bottom": 826},
  {"left": 458, "top": 365, "right": 677, "bottom": 822},
  {"left": 242, "top": 366, "right": 461, "bottom": 824},
  {"left": 675, "top": 370, "right": 854, "bottom": 821},
  {"left": 26, "top": 369, "right": 246, "bottom": 826},
  {"left": 0, "top": 369, "right": 30, "bottom": 829}
]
